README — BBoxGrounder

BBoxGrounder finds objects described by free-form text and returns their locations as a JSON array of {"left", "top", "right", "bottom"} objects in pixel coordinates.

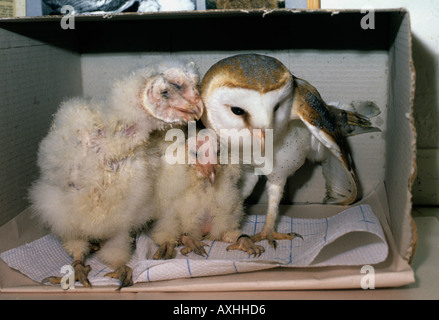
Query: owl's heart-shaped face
[
  {"left": 202, "top": 85, "right": 293, "bottom": 134},
  {"left": 199, "top": 54, "right": 296, "bottom": 170},
  {"left": 200, "top": 54, "right": 294, "bottom": 146},
  {"left": 141, "top": 67, "right": 204, "bottom": 124}
]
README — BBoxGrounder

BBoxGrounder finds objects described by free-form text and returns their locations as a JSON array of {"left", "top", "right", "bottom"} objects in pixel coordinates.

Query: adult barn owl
[
  {"left": 30, "top": 60, "right": 203, "bottom": 289},
  {"left": 201, "top": 54, "right": 374, "bottom": 248}
]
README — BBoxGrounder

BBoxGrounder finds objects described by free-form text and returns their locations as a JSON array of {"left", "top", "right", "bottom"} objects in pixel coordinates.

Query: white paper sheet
[{"left": 0, "top": 204, "right": 388, "bottom": 287}]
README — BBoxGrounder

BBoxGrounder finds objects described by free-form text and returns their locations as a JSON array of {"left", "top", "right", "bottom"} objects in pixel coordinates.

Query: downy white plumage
[
  {"left": 29, "top": 60, "right": 203, "bottom": 289},
  {"left": 148, "top": 127, "right": 265, "bottom": 259}
]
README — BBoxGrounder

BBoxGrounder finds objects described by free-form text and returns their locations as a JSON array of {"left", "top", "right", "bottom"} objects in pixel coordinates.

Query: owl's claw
[
  {"left": 153, "top": 242, "right": 176, "bottom": 260},
  {"left": 42, "top": 260, "right": 92, "bottom": 288},
  {"left": 105, "top": 265, "right": 133, "bottom": 291},
  {"left": 226, "top": 234, "right": 265, "bottom": 257},
  {"left": 180, "top": 234, "right": 209, "bottom": 257},
  {"left": 251, "top": 231, "right": 303, "bottom": 249}
]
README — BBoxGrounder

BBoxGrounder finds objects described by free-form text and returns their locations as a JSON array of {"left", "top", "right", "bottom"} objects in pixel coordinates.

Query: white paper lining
[{"left": 0, "top": 204, "right": 388, "bottom": 287}]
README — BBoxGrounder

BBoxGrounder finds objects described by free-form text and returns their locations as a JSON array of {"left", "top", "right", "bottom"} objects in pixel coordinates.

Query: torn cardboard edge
[
  {"left": 385, "top": 8, "right": 417, "bottom": 263},
  {"left": 0, "top": 183, "right": 414, "bottom": 292},
  {"left": 0, "top": 7, "right": 410, "bottom": 23}
]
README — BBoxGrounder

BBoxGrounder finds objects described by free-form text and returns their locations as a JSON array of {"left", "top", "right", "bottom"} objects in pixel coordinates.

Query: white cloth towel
[{"left": 0, "top": 204, "right": 388, "bottom": 287}]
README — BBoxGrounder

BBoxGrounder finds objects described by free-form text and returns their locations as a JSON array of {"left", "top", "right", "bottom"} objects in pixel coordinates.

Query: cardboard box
[{"left": 0, "top": 8, "right": 416, "bottom": 293}]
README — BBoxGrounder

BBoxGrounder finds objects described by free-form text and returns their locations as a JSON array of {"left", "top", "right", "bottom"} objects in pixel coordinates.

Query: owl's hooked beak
[{"left": 253, "top": 129, "right": 266, "bottom": 154}]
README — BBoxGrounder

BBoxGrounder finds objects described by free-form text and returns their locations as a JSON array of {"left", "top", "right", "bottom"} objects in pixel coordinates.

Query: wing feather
[{"left": 291, "top": 77, "right": 358, "bottom": 205}]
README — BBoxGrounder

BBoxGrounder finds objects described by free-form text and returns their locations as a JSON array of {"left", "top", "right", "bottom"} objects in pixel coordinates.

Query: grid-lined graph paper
[{"left": 1, "top": 205, "right": 387, "bottom": 286}]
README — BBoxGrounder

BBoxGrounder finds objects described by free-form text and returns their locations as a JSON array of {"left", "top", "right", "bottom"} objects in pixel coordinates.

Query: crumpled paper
[{"left": 0, "top": 204, "right": 388, "bottom": 287}]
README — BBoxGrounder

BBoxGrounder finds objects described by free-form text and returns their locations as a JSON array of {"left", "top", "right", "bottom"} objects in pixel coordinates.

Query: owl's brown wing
[{"left": 291, "top": 77, "right": 358, "bottom": 205}]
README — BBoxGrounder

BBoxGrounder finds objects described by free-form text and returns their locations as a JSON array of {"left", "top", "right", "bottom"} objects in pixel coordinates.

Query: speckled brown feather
[
  {"left": 293, "top": 77, "right": 352, "bottom": 170},
  {"left": 201, "top": 54, "right": 292, "bottom": 100},
  {"left": 292, "top": 77, "right": 358, "bottom": 205}
]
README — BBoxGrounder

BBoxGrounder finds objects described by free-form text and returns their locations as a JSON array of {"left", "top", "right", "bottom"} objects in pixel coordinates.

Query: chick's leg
[
  {"left": 104, "top": 265, "right": 133, "bottom": 291},
  {"left": 208, "top": 203, "right": 264, "bottom": 257},
  {"left": 153, "top": 241, "right": 177, "bottom": 260},
  {"left": 180, "top": 234, "right": 209, "bottom": 257},
  {"left": 240, "top": 169, "right": 260, "bottom": 199},
  {"left": 251, "top": 181, "right": 302, "bottom": 249},
  {"left": 151, "top": 213, "right": 181, "bottom": 260},
  {"left": 151, "top": 231, "right": 179, "bottom": 260},
  {"left": 43, "top": 238, "right": 92, "bottom": 288},
  {"left": 98, "top": 233, "right": 134, "bottom": 290}
]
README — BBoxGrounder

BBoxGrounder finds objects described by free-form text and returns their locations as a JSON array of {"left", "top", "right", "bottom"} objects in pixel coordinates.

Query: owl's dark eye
[
  {"left": 274, "top": 103, "right": 280, "bottom": 112},
  {"left": 171, "top": 83, "right": 182, "bottom": 90},
  {"left": 161, "top": 90, "right": 170, "bottom": 98},
  {"left": 231, "top": 106, "right": 246, "bottom": 116}
]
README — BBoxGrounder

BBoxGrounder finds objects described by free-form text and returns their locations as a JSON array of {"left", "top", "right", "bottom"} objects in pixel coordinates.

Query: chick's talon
[
  {"left": 180, "top": 235, "right": 209, "bottom": 257},
  {"left": 226, "top": 234, "right": 265, "bottom": 257},
  {"left": 73, "top": 260, "right": 92, "bottom": 288},
  {"left": 105, "top": 265, "right": 133, "bottom": 291},
  {"left": 42, "top": 260, "right": 92, "bottom": 288},
  {"left": 153, "top": 242, "right": 176, "bottom": 260}
]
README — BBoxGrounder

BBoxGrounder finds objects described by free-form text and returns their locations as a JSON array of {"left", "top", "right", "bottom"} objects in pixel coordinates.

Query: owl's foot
[
  {"left": 153, "top": 242, "right": 176, "bottom": 260},
  {"left": 42, "top": 260, "right": 92, "bottom": 288},
  {"left": 89, "top": 241, "right": 103, "bottom": 253},
  {"left": 180, "top": 234, "right": 209, "bottom": 257},
  {"left": 226, "top": 234, "right": 265, "bottom": 257},
  {"left": 251, "top": 231, "right": 303, "bottom": 249},
  {"left": 105, "top": 265, "right": 133, "bottom": 291}
]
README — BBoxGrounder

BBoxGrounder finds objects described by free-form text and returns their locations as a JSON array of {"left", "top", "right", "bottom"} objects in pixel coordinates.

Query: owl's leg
[
  {"left": 104, "top": 265, "right": 133, "bottom": 291},
  {"left": 180, "top": 234, "right": 209, "bottom": 257},
  {"left": 99, "top": 233, "right": 134, "bottom": 290},
  {"left": 42, "top": 238, "right": 92, "bottom": 288},
  {"left": 251, "top": 181, "right": 302, "bottom": 248},
  {"left": 151, "top": 219, "right": 180, "bottom": 260},
  {"left": 153, "top": 241, "right": 177, "bottom": 260}
]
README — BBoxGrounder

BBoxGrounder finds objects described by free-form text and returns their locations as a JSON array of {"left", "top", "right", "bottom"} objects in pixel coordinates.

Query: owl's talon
[
  {"left": 180, "top": 234, "right": 209, "bottom": 257},
  {"left": 154, "top": 242, "right": 176, "bottom": 260},
  {"left": 252, "top": 231, "right": 303, "bottom": 249},
  {"left": 42, "top": 260, "right": 91, "bottom": 288},
  {"left": 105, "top": 265, "right": 133, "bottom": 291},
  {"left": 288, "top": 232, "right": 304, "bottom": 240},
  {"left": 226, "top": 234, "right": 265, "bottom": 257}
]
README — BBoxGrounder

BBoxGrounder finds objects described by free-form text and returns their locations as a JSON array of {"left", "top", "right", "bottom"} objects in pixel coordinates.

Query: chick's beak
[
  {"left": 183, "top": 90, "right": 204, "bottom": 120},
  {"left": 207, "top": 166, "right": 216, "bottom": 185},
  {"left": 194, "top": 97, "right": 204, "bottom": 120},
  {"left": 196, "top": 162, "right": 216, "bottom": 185},
  {"left": 189, "top": 97, "right": 203, "bottom": 121},
  {"left": 169, "top": 94, "right": 203, "bottom": 121}
]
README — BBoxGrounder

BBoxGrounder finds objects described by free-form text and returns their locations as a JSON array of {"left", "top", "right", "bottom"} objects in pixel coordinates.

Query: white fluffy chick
[
  {"left": 29, "top": 60, "right": 203, "bottom": 289},
  {"left": 201, "top": 54, "right": 378, "bottom": 248},
  {"left": 148, "top": 127, "right": 266, "bottom": 260}
]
